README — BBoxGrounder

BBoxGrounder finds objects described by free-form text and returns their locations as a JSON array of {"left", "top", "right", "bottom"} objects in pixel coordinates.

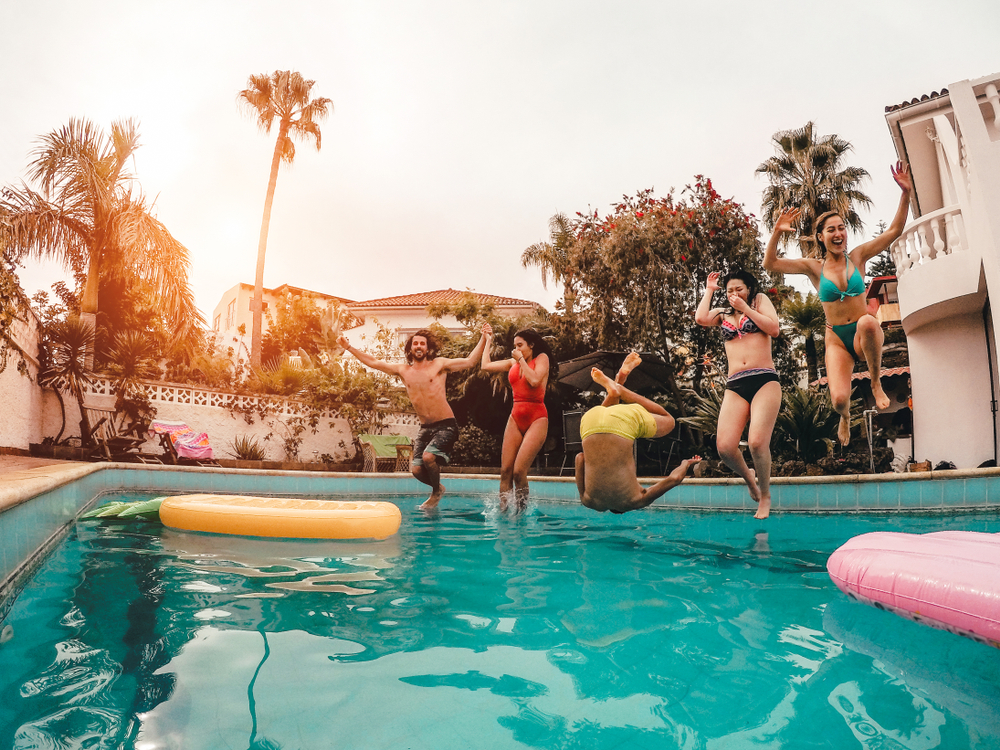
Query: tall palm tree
[
  {"left": 521, "top": 213, "right": 577, "bottom": 316},
  {"left": 756, "top": 122, "right": 872, "bottom": 257},
  {"left": 238, "top": 70, "right": 333, "bottom": 367},
  {"left": 782, "top": 291, "right": 826, "bottom": 385},
  {"left": 0, "top": 119, "right": 201, "bottom": 362}
]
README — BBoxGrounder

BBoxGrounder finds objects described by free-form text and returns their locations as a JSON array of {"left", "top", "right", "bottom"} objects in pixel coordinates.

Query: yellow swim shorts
[{"left": 579, "top": 403, "right": 658, "bottom": 441}]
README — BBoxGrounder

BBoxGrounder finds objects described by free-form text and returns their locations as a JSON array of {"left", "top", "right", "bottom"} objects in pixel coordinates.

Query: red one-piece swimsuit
[{"left": 509, "top": 359, "right": 547, "bottom": 433}]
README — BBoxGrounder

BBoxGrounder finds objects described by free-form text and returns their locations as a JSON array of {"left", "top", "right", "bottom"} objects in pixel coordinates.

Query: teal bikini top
[{"left": 818, "top": 260, "right": 865, "bottom": 302}]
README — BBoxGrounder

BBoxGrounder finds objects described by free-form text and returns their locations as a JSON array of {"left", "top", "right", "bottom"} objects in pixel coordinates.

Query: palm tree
[
  {"left": 238, "top": 70, "right": 333, "bottom": 367},
  {"left": 0, "top": 119, "right": 201, "bottom": 363},
  {"left": 782, "top": 292, "right": 826, "bottom": 384},
  {"left": 37, "top": 315, "right": 96, "bottom": 444},
  {"left": 756, "top": 122, "right": 873, "bottom": 257},
  {"left": 522, "top": 213, "right": 577, "bottom": 316}
]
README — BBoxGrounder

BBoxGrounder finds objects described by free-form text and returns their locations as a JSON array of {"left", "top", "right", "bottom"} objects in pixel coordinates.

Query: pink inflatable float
[{"left": 827, "top": 530, "right": 1000, "bottom": 649}]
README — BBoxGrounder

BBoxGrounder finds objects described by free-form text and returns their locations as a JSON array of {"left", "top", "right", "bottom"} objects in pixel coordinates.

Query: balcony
[{"left": 889, "top": 205, "right": 984, "bottom": 331}]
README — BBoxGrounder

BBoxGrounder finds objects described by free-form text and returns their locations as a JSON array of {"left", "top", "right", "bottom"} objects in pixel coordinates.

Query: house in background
[
  {"left": 885, "top": 70, "right": 1000, "bottom": 467},
  {"left": 210, "top": 282, "right": 354, "bottom": 354},
  {"left": 211, "top": 284, "right": 542, "bottom": 360},
  {"left": 345, "top": 289, "right": 541, "bottom": 356}
]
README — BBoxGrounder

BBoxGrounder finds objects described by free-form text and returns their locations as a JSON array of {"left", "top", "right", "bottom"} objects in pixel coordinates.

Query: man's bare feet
[
  {"left": 838, "top": 415, "right": 851, "bottom": 446},
  {"left": 871, "top": 380, "right": 890, "bottom": 410},
  {"left": 591, "top": 367, "right": 620, "bottom": 396},
  {"left": 419, "top": 485, "right": 445, "bottom": 511},
  {"left": 616, "top": 352, "right": 643, "bottom": 383},
  {"left": 754, "top": 494, "right": 771, "bottom": 520}
]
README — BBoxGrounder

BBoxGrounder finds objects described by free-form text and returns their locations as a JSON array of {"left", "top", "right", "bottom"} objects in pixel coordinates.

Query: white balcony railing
[{"left": 890, "top": 205, "right": 968, "bottom": 276}]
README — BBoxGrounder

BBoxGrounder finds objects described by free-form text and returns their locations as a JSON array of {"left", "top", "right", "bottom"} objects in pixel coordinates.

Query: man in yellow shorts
[{"left": 575, "top": 354, "right": 700, "bottom": 513}]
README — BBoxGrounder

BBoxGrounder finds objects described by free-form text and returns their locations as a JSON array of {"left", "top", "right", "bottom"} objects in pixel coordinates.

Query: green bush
[
  {"left": 450, "top": 424, "right": 501, "bottom": 467},
  {"left": 228, "top": 434, "right": 267, "bottom": 461}
]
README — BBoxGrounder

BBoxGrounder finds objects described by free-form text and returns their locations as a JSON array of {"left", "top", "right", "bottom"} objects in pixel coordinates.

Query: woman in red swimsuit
[{"left": 481, "top": 328, "right": 553, "bottom": 511}]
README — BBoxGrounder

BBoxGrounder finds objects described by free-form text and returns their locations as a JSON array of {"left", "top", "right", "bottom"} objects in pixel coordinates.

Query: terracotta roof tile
[
  {"left": 884, "top": 89, "right": 949, "bottom": 113},
  {"left": 348, "top": 288, "right": 540, "bottom": 308},
  {"left": 813, "top": 366, "right": 910, "bottom": 386}
]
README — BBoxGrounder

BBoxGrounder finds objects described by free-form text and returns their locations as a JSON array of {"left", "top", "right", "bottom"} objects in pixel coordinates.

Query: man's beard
[{"left": 411, "top": 350, "right": 426, "bottom": 361}]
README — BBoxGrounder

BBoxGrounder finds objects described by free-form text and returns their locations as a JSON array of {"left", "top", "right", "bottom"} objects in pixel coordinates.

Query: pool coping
[{"left": 5, "top": 461, "right": 1000, "bottom": 514}]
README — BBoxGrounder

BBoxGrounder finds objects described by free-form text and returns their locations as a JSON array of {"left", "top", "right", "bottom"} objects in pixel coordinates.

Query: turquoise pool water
[{"left": 1, "top": 492, "right": 998, "bottom": 749}]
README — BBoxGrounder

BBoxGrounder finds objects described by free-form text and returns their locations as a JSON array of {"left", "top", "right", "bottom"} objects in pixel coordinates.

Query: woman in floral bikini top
[{"left": 695, "top": 268, "right": 782, "bottom": 519}]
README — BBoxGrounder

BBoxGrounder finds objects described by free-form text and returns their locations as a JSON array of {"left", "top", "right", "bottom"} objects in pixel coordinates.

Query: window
[
  {"left": 213, "top": 315, "right": 220, "bottom": 331},
  {"left": 226, "top": 299, "right": 236, "bottom": 329}
]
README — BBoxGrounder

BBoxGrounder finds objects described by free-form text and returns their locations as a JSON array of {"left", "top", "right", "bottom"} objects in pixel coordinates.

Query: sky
[{"left": 3, "top": 0, "right": 999, "bottom": 323}]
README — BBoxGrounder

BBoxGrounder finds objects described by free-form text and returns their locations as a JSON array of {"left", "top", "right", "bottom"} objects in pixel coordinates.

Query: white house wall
[
  {"left": 0, "top": 315, "right": 45, "bottom": 448},
  {"left": 907, "top": 312, "right": 993, "bottom": 467}
]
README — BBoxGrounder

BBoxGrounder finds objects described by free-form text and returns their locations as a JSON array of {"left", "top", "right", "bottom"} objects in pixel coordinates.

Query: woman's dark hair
[
  {"left": 721, "top": 268, "right": 760, "bottom": 312},
  {"left": 404, "top": 329, "right": 439, "bottom": 363},
  {"left": 813, "top": 211, "right": 843, "bottom": 257},
  {"left": 513, "top": 328, "right": 558, "bottom": 379}
]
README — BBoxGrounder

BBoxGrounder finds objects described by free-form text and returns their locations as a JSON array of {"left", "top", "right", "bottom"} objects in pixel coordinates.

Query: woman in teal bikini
[{"left": 763, "top": 162, "right": 912, "bottom": 445}]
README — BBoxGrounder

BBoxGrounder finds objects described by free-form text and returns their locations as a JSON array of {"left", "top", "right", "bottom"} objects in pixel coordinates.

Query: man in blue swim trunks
[
  {"left": 575, "top": 354, "right": 701, "bottom": 513},
  {"left": 339, "top": 323, "right": 490, "bottom": 509}
]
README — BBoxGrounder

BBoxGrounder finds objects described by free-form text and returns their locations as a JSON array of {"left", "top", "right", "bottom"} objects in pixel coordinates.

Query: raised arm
[
  {"left": 763, "top": 207, "right": 821, "bottom": 284},
  {"left": 627, "top": 456, "right": 702, "bottom": 511},
  {"left": 855, "top": 162, "right": 912, "bottom": 266},
  {"left": 480, "top": 330, "right": 513, "bottom": 374},
  {"left": 516, "top": 352, "right": 549, "bottom": 388},
  {"left": 337, "top": 334, "right": 403, "bottom": 377},
  {"left": 694, "top": 272, "right": 724, "bottom": 326},
  {"left": 443, "top": 322, "right": 492, "bottom": 372}
]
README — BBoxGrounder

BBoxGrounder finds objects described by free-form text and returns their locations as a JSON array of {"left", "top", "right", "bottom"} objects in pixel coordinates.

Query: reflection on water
[{"left": 0, "top": 493, "right": 998, "bottom": 749}]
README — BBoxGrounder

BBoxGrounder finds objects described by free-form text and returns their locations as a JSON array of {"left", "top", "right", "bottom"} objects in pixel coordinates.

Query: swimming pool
[{"left": 1, "top": 487, "right": 998, "bottom": 749}]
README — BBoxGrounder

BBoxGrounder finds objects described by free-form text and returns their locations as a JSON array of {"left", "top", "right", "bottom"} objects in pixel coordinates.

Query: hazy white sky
[{"left": 3, "top": 0, "right": 998, "bottom": 321}]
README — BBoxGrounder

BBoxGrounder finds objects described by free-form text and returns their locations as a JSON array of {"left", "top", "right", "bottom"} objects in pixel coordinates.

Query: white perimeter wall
[
  {"left": 1, "top": 322, "right": 419, "bottom": 461},
  {"left": 907, "top": 312, "right": 995, "bottom": 467}
]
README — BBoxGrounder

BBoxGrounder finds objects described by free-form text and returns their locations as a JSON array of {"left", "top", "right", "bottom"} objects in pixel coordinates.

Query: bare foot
[
  {"left": 754, "top": 494, "right": 771, "bottom": 520},
  {"left": 871, "top": 380, "right": 890, "bottom": 410},
  {"left": 616, "top": 352, "right": 643, "bottom": 383},
  {"left": 746, "top": 468, "right": 762, "bottom": 504},
  {"left": 591, "top": 367, "right": 620, "bottom": 396},
  {"left": 838, "top": 415, "right": 851, "bottom": 446},
  {"left": 419, "top": 485, "right": 445, "bottom": 511}
]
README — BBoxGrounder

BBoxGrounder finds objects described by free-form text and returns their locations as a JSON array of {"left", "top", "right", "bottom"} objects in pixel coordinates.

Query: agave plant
[
  {"left": 229, "top": 434, "right": 267, "bottom": 461},
  {"left": 678, "top": 382, "right": 727, "bottom": 438}
]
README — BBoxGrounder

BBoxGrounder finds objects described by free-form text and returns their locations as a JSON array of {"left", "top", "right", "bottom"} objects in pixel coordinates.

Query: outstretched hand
[
  {"left": 775, "top": 206, "right": 800, "bottom": 235},
  {"left": 481, "top": 322, "right": 493, "bottom": 337},
  {"left": 706, "top": 271, "right": 721, "bottom": 293},
  {"left": 336, "top": 334, "right": 350, "bottom": 350},
  {"left": 891, "top": 161, "right": 912, "bottom": 192}
]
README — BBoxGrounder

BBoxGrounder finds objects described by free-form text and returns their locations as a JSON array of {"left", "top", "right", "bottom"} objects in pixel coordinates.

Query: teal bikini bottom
[{"left": 828, "top": 321, "right": 859, "bottom": 361}]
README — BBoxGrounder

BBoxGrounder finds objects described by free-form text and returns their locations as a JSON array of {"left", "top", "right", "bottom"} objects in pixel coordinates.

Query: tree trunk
[
  {"left": 804, "top": 335, "right": 818, "bottom": 385},
  {"left": 250, "top": 120, "right": 290, "bottom": 368},
  {"left": 80, "top": 255, "right": 100, "bottom": 370}
]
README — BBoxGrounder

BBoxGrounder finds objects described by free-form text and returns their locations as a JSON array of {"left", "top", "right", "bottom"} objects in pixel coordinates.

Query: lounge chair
[
  {"left": 82, "top": 403, "right": 146, "bottom": 462},
  {"left": 148, "top": 420, "right": 219, "bottom": 466},
  {"left": 359, "top": 434, "right": 412, "bottom": 472}
]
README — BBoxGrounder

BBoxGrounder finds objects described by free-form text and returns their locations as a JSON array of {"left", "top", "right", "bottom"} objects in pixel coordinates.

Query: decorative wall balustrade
[
  {"left": 83, "top": 377, "right": 421, "bottom": 425},
  {"left": 890, "top": 205, "right": 968, "bottom": 276}
]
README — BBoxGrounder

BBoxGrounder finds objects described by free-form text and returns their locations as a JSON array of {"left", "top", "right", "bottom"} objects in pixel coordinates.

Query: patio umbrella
[{"left": 556, "top": 351, "right": 672, "bottom": 395}]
